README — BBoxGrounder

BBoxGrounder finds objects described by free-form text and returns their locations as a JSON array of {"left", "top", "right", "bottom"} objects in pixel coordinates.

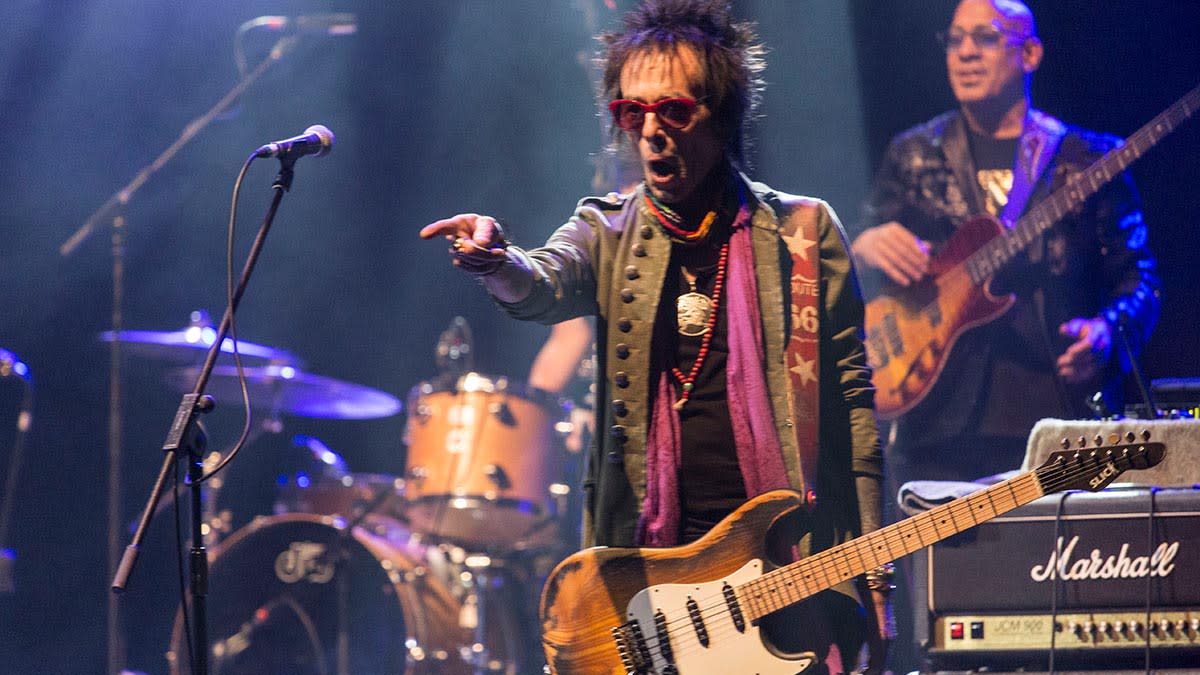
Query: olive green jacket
[{"left": 499, "top": 179, "right": 881, "bottom": 559}]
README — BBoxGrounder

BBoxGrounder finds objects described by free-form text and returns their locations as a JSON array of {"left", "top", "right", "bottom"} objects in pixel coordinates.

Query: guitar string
[
  {"left": 621, "top": 450, "right": 1149, "bottom": 663},
  {"left": 630, "top": 475, "right": 1073, "bottom": 665}
]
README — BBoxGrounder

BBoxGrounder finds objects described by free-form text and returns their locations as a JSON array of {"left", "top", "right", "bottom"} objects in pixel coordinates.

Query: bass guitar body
[{"left": 864, "top": 213, "right": 1014, "bottom": 419}]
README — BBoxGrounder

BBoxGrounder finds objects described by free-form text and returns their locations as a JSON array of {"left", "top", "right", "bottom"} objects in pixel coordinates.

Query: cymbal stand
[
  {"left": 0, "top": 350, "right": 33, "bottom": 595},
  {"left": 57, "top": 34, "right": 301, "bottom": 674}
]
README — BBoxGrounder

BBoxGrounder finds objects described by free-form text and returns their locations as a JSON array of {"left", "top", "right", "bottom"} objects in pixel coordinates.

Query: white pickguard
[{"left": 625, "top": 559, "right": 817, "bottom": 674}]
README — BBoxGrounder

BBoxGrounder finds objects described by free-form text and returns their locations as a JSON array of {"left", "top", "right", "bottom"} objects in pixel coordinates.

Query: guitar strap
[
  {"left": 1001, "top": 110, "right": 1066, "bottom": 226},
  {"left": 777, "top": 200, "right": 821, "bottom": 504}
]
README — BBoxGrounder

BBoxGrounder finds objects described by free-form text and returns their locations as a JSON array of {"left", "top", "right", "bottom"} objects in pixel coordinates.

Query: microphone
[
  {"left": 239, "top": 14, "right": 358, "bottom": 37},
  {"left": 255, "top": 125, "right": 335, "bottom": 160}
]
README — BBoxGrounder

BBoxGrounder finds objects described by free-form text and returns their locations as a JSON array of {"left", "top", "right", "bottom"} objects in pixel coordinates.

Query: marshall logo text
[{"left": 1029, "top": 535, "right": 1179, "bottom": 582}]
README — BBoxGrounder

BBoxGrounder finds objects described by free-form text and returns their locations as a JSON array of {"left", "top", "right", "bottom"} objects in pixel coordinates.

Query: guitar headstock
[{"left": 1034, "top": 432, "right": 1166, "bottom": 493}]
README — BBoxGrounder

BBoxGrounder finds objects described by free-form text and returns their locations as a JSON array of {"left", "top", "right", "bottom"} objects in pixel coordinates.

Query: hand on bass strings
[{"left": 850, "top": 221, "right": 931, "bottom": 287}]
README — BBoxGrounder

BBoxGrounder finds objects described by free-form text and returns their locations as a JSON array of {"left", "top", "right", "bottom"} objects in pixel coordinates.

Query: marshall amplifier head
[{"left": 917, "top": 486, "right": 1200, "bottom": 670}]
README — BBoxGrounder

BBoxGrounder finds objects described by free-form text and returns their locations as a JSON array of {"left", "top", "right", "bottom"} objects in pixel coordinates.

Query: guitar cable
[
  {"left": 1046, "top": 490, "right": 1070, "bottom": 675},
  {"left": 1141, "top": 486, "right": 1157, "bottom": 674}
]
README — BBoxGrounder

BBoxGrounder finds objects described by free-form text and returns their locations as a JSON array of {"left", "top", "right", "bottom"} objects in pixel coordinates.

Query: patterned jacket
[{"left": 498, "top": 178, "right": 881, "bottom": 555}]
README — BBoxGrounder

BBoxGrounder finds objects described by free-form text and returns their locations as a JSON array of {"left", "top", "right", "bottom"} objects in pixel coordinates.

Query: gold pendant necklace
[{"left": 676, "top": 276, "right": 712, "bottom": 337}]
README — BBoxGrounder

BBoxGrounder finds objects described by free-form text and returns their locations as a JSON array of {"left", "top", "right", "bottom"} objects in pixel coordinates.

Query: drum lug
[
  {"left": 487, "top": 400, "right": 516, "bottom": 426},
  {"left": 483, "top": 464, "right": 511, "bottom": 489}
]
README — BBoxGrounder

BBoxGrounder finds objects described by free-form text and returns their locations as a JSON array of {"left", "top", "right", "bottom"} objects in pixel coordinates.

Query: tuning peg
[
  {"left": 1060, "top": 437, "right": 1071, "bottom": 450},
  {"left": 1094, "top": 434, "right": 1104, "bottom": 446},
  {"left": 1078, "top": 436, "right": 1088, "bottom": 448},
  {"left": 1141, "top": 429, "right": 1151, "bottom": 441}
]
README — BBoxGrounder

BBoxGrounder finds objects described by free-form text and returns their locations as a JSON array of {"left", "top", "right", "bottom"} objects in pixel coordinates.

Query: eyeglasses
[
  {"left": 937, "top": 25, "right": 1030, "bottom": 51},
  {"left": 607, "top": 97, "right": 703, "bottom": 131}
]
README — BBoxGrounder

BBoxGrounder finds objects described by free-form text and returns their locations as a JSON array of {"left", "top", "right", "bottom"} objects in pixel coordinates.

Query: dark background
[{"left": 0, "top": 1, "right": 1195, "bottom": 672}]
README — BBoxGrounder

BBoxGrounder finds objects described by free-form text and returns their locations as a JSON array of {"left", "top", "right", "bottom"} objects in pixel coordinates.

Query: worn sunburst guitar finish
[
  {"left": 866, "top": 83, "right": 1199, "bottom": 419},
  {"left": 539, "top": 438, "right": 1164, "bottom": 674}
]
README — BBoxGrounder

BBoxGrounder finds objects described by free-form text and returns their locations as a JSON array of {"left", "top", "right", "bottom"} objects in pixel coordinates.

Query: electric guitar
[
  {"left": 539, "top": 437, "right": 1164, "bottom": 674},
  {"left": 866, "top": 83, "right": 1199, "bottom": 419}
]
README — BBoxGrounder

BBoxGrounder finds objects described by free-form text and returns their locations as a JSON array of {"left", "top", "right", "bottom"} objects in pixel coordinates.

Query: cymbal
[
  {"left": 99, "top": 327, "right": 300, "bottom": 365},
  {"left": 165, "top": 364, "right": 402, "bottom": 420}
]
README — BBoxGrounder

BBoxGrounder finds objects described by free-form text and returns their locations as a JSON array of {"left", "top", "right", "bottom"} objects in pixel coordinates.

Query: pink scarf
[{"left": 637, "top": 207, "right": 789, "bottom": 546}]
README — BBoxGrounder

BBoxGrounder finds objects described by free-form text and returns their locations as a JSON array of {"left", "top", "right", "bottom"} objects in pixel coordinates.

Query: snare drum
[
  {"left": 168, "top": 513, "right": 486, "bottom": 674},
  {"left": 404, "top": 373, "right": 565, "bottom": 548}
]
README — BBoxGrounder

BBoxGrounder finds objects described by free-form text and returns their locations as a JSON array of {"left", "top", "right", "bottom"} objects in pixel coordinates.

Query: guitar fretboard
[
  {"left": 733, "top": 472, "right": 1044, "bottom": 621},
  {"left": 965, "top": 83, "right": 1200, "bottom": 286}
]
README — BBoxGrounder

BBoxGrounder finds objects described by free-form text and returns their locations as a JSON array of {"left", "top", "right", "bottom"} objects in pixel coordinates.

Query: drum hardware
[{"left": 482, "top": 464, "right": 511, "bottom": 490}]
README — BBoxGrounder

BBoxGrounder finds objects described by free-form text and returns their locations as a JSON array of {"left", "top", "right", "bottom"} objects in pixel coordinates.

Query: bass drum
[{"left": 167, "top": 513, "right": 511, "bottom": 674}]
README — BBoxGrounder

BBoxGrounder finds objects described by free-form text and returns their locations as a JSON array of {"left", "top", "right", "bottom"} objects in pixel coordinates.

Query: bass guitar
[
  {"left": 866, "top": 83, "right": 1199, "bottom": 419},
  {"left": 539, "top": 436, "right": 1164, "bottom": 674}
]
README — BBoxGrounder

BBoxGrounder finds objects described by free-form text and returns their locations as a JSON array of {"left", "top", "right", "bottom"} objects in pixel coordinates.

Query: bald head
[
  {"left": 947, "top": 0, "right": 1043, "bottom": 135},
  {"left": 956, "top": 0, "right": 1037, "bottom": 38}
]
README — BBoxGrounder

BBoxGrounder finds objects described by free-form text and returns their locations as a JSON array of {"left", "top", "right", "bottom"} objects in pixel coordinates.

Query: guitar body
[
  {"left": 539, "top": 441, "right": 1166, "bottom": 674},
  {"left": 865, "top": 213, "right": 1015, "bottom": 419},
  {"left": 540, "top": 491, "right": 818, "bottom": 675}
]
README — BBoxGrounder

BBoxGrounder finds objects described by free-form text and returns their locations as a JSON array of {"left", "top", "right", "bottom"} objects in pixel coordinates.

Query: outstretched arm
[{"left": 420, "top": 213, "right": 533, "bottom": 303}]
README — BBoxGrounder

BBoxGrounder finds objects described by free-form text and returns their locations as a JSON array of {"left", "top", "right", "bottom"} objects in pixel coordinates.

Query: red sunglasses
[{"left": 607, "top": 97, "right": 703, "bottom": 131}]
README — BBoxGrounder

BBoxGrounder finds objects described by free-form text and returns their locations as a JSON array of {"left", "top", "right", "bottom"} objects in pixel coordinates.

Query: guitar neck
[
  {"left": 735, "top": 471, "right": 1048, "bottom": 622},
  {"left": 966, "top": 82, "right": 1200, "bottom": 279}
]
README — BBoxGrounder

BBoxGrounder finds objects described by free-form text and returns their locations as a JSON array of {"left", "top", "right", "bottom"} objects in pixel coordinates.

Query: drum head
[{"left": 169, "top": 513, "right": 461, "bottom": 674}]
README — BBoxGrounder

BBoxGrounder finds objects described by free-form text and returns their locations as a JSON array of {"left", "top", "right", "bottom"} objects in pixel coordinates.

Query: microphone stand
[
  {"left": 113, "top": 155, "right": 299, "bottom": 675},
  {"left": 55, "top": 35, "right": 300, "bottom": 675}
]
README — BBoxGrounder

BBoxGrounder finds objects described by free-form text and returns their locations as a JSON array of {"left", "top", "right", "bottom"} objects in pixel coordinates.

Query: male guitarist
[
  {"left": 849, "top": 0, "right": 1161, "bottom": 491},
  {"left": 422, "top": 1, "right": 892, "bottom": 670}
]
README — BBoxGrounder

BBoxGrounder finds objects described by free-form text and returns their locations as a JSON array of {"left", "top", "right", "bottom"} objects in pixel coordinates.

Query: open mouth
[{"left": 648, "top": 158, "right": 678, "bottom": 180}]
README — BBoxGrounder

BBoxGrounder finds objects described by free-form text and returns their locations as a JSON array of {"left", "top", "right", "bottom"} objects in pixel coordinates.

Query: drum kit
[{"left": 108, "top": 314, "right": 584, "bottom": 674}]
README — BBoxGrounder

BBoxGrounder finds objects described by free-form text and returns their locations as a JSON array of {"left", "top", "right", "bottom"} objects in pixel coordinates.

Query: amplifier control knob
[
  {"left": 1130, "top": 620, "right": 1143, "bottom": 636},
  {"left": 1160, "top": 619, "right": 1174, "bottom": 636},
  {"left": 1114, "top": 620, "right": 1126, "bottom": 636},
  {"left": 1098, "top": 621, "right": 1111, "bottom": 637},
  {"left": 1083, "top": 621, "right": 1096, "bottom": 638},
  {"left": 1068, "top": 621, "right": 1083, "bottom": 638},
  {"left": 1190, "top": 618, "right": 1200, "bottom": 634}
]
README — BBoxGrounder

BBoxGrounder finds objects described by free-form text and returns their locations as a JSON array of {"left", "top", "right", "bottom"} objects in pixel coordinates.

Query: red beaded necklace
[{"left": 670, "top": 241, "right": 729, "bottom": 410}]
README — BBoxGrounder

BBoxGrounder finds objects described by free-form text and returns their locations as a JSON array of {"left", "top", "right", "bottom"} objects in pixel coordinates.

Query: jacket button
[
  {"left": 621, "top": 288, "right": 635, "bottom": 303},
  {"left": 625, "top": 265, "right": 640, "bottom": 280},
  {"left": 617, "top": 318, "right": 633, "bottom": 332},
  {"left": 640, "top": 225, "right": 655, "bottom": 240},
  {"left": 615, "top": 343, "right": 630, "bottom": 359},
  {"left": 609, "top": 425, "right": 627, "bottom": 440},
  {"left": 611, "top": 399, "right": 628, "bottom": 417},
  {"left": 632, "top": 243, "right": 647, "bottom": 257},
  {"left": 614, "top": 371, "right": 629, "bottom": 388}
]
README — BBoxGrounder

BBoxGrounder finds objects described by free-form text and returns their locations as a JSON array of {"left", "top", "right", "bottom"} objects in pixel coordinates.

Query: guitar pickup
[
  {"left": 686, "top": 595, "right": 710, "bottom": 647},
  {"left": 722, "top": 582, "right": 746, "bottom": 633},
  {"left": 653, "top": 609, "right": 676, "bottom": 668}
]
